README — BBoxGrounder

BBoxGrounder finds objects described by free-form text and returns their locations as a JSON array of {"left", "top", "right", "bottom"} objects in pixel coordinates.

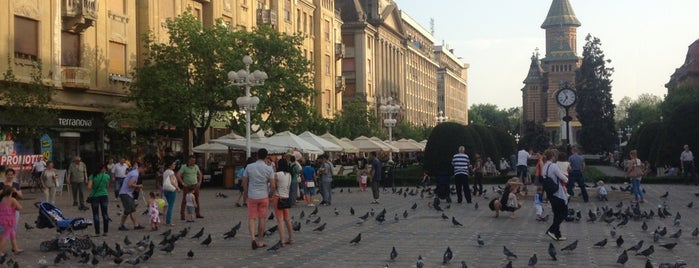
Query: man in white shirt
[
  {"left": 516, "top": 147, "right": 531, "bottom": 184},
  {"left": 681, "top": 144, "right": 696, "bottom": 185},
  {"left": 32, "top": 156, "right": 47, "bottom": 180},
  {"left": 111, "top": 158, "right": 129, "bottom": 200}
]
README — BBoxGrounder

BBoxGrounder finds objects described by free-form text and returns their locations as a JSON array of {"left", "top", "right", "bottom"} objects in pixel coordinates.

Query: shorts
[
  {"left": 304, "top": 187, "right": 315, "bottom": 195},
  {"left": 246, "top": 197, "right": 269, "bottom": 219},
  {"left": 119, "top": 194, "right": 136, "bottom": 215},
  {"left": 186, "top": 206, "right": 196, "bottom": 214}
]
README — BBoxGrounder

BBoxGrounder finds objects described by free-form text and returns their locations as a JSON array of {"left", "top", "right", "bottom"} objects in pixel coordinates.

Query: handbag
[
  {"left": 541, "top": 164, "right": 559, "bottom": 196},
  {"left": 163, "top": 177, "right": 176, "bottom": 192},
  {"left": 627, "top": 160, "right": 644, "bottom": 178},
  {"left": 277, "top": 197, "right": 291, "bottom": 209},
  {"left": 305, "top": 181, "right": 315, "bottom": 188}
]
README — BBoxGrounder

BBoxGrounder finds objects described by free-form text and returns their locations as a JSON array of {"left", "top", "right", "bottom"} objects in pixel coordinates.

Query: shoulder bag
[
  {"left": 541, "top": 164, "right": 559, "bottom": 196},
  {"left": 627, "top": 160, "right": 644, "bottom": 178}
]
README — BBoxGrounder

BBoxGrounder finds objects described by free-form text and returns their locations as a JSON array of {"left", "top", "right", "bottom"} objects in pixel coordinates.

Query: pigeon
[
  {"left": 616, "top": 235, "right": 624, "bottom": 247},
  {"left": 310, "top": 207, "right": 318, "bottom": 217},
  {"left": 561, "top": 240, "right": 578, "bottom": 252},
  {"left": 416, "top": 255, "right": 424, "bottom": 268},
  {"left": 441, "top": 213, "right": 449, "bottom": 220},
  {"left": 292, "top": 221, "right": 301, "bottom": 232},
  {"left": 617, "top": 217, "right": 629, "bottom": 227},
  {"left": 124, "top": 235, "right": 132, "bottom": 245},
  {"left": 548, "top": 242, "right": 557, "bottom": 261},
  {"left": 125, "top": 257, "right": 140, "bottom": 266},
  {"left": 358, "top": 212, "right": 370, "bottom": 221},
  {"left": 349, "top": 233, "right": 361, "bottom": 244},
  {"left": 411, "top": 202, "right": 418, "bottom": 210},
  {"left": 658, "top": 242, "right": 677, "bottom": 250},
  {"left": 264, "top": 225, "right": 278, "bottom": 237},
  {"left": 477, "top": 235, "right": 484, "bottom": 246},
  {"left": 350, "top": 207, "right": 355, "bottom": 215},
  {"left": 113, "top": 257, "right": 123, "bottom": 265},
  {"left": 187, "top": 249, "right": 194, "bottom": 259},
  {"left": 268, "top": 211, "right": 275, "bottom": 221},
  {"left": 653, "top": 232, "right": 661, "bottom": 243},
  {"left": 443, "top": 247, "right": 453, "bottom": 264},
  {"left": 474, "top": 202, "right": 479, "bottom": 210},
  {"left": 223, "top": 228, "right": 237, "bottom": 239},
  {"left": 692, "top": 227, "right": 699, "bottom": 238},
  {"left": 593, "top": 238, "right": 608, "bottom": 247},
  {"left": 191, "top": 227, "right": 205, "bottom": 239},
  {"left": 627, "top": 240, "right": 644, "bottom": 252},
  {"left": 528, "top": 253, "right": 537, "bottom": 267},
  {"left": 657, "top": 226, "right": 668, "bottom": 236},
  {"left": 389, "top": 247, "right": 398, "bottom": 261},
  {"left": 312, "top": 217, "right": 322, "bottom": 224},
  {"left": 669, "top": 229, "right": 682, "bottom": 239},
  {"left": 459, "top": 260, "right": 467, "bottom": 268},
  {"left": 504, "top": 261, "right": 513, "bottom": 268},
  {"left": 642, "top": 221, "right": 648, "bottom": 231},
  {"left": 503, "top": 246, "right": 517, "bottom": 259},
  {"left": 266, "top": 240, "right": 283, "bottom": 251},
  {"left": 658, "top": 261, "right": 687, "bottom": 268},
  {"left": 160, "top": 242, "right": 175, "bottom": 254},
  {"left": 334, "top": 208, "right": 339, "bottom": 216},
  {"left": 200, "top": 234, "right": 212, "bottom": 247},
  {"left": 299, "top": 210, "right": 306, "bottom": 219},
  {"left": 24, "top": 222, "right": 34, "bottom": 230},
  {"left": 451, "top": 217, "right": 463, "bottom": 226},
  {"left": 688, "top": 201, "right": 693, "bottom": 208},
  {"left": 660, "top": 191, "right": 668, "bottom": 198},
  {"left": 636, "top": 245, "right": 654, "bottom": 258},
  {"left": 616, "top": 250, "right": 628, "bottom": 265},
  {"left": 313, "top": 223, "right": 326, "bottom": 232},
  {"left": 403, "top": 210, "right": 408, "bottom": 219},
  {"left": 645, "top": 259, "right": 654, "bottom": 268},
  {"left": 160, "top": 229, "right": 172, "bottom": 237},
  {"left": 610, "top": 226, "right": 617, "bottom": 238}
]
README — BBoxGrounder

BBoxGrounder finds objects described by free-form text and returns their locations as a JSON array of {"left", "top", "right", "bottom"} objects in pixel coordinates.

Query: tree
[
  {"left": 575, "top": 34, "right": 616, "bottom": 153},
  {"left": 330, "top": 99, "right": 382, "bottom": 139},
  {"left": 625, "top": 93, "right": 662, "bottom": 128},
  {"left": 0, "top": 60, "right": 55, "bottom": 138},
  {"left": 520, "top": 120, "right": 549, "bottom": 152},
  {"left": 395, "top": 121, "right": 432, "bottom": 141},
  {"left": 469, "top": 104, "right": 510, "bottom": 130},
  {"left": 128, "top": 12, "right": 317, "bottom": 146}
]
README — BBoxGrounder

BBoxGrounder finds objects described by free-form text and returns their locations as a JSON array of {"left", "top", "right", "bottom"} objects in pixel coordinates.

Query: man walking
[
  {"left": 517, "top": 147, "right": 531, "bottom": 184},
  {"left": 452, "top": 146, "right": 471, "bottom": 204},
  {"left": 319, "top": 156, "right": 334, "bottom": 206},
  {"left": 567, "top": 147, "right": 589, "bottom": 202},
  {"left": 118, "top": 162, "right": 145, "bottom": 231},
  {"left": 111, "top": 158, "right": 128, "bottom": 200},
  {"left": 32, "top": 156, "right": 47, "bottom": 182},
  {"left": 681, "top": 144, "right": 696, "bottom": 185},
  {"left": 177, "top": 155, "right": 204, "bottom": 220},
  {"left": 369, "top": 152, "right": 382, "bottom": 204},
  {"left": 66, "top": 156, "right": 89, "bottom": 210}
]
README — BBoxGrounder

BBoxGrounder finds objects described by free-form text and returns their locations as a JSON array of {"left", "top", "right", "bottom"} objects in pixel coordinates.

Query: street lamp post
[
  {"left": 514, "top": 133, "right": 521, "bottom": 144},
  {"left": 228, "top": 55, "right": 268, "bottom": 158},
  {"left": 380, "top": 97, "right": 400, "bottom": 163},
  {"left": 435, "top": 110, "right": 448, "bottom": 124},
  {"left": 618, "top": 128, "right": 623, "bottom": 151},
  {"left": 625, "top": 126, "right": 632, "bottom": 142}
]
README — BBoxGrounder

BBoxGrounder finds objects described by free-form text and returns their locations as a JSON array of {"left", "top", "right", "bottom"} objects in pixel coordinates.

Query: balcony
[
  {"left": 334, "top": 43, "right": 345, "bottom": 60},
  {"left": 335, "top": 76, "right": 345, "bottom": 91},
  {"left": 61, "top": 67, "right": 90, "bottom": 90},
  {"left": 256, "top": 9, "right": 278, "bottom": 27},
  {"left": 62, "top": 0, "right": 98, "bottom": 33}
]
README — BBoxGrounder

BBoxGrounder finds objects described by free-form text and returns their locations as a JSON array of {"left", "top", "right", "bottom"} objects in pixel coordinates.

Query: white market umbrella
[
  {"left": 391, "top": 138, "right": 423, "bottom": 152},
  {"left": 349, "top": 136, "right": 390, "bottom": 152},
  {"left": 264, "top": 131, "right": 324, "bottom": 154},
  {"left": 298, "top": 131, "right": 343, "bottom": 152},
  {"left": 217, "top": 132, "right": 244, "bottom": 140},
  {"left": 320, "top": 133, "right": 359, "bottom": 153},
  {"left": 192, "top": 143, "right": 230, "bottom": 153},
  {"left": 371, "top": 137, "right": 400, "bottom": 152},
  {"left": 210, "top": 139, "right": 291, "bottom": 154}
]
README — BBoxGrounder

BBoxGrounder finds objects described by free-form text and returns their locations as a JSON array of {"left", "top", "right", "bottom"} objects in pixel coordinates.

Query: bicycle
[{"left": 24, "top": 171, "right": 43, "bottom": 193}]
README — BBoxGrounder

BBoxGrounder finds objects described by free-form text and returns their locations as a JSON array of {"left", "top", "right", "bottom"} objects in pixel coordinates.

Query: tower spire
[{"left": 541, "top": 0, "right": 581, "bottom": 29}]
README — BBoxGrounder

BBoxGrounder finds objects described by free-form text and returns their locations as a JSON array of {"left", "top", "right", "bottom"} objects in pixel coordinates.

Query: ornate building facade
[
  {"left": 666, "top": 39, "right": 699, "bottom": 90},
  {"left": 521, "top": 0, "right": 582, "bottom": 145},
  {"left": 435, "top": 45, "right": 468, "bottom": 125}
]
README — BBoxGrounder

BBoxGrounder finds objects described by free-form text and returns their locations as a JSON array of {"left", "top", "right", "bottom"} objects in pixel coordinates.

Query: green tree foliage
[
  {"left": 0, "top": 60, "right": 55, "bottom": 137},
  {"left": 575, "top": 34, "right": 616, "bottom": 153},
  {"left": 330, "top": 99, "right": 381, "bottom": 139},
  {"left": 520, "top": 120, "right": 549, "bottom": 152},
  {"left": 469, "top": 104, "right": 511, "bottom": 131},
  {"left": 395, "top": 121, "right": 432, "bottom": 141},
  {"left": 617, "top": 93, "right": 662, "bottom": 129},
  {"left": 128, "top": 12, "right": 316, "bottom": 146}
]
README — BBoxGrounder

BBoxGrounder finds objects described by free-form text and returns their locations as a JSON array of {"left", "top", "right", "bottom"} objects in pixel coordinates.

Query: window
[
  {"left": 14, "top": 16, "right": 39, "bottom": 61},
  {"left": 62, "top": 32, "right": 80, "bottom": 66},
  {"left": 109, "top": 41, "right": 126, "bottom": 75},
  {"left": 193, "top": 7, "right": 202, "bottom": 20},
  {"left": 367, "top": 59, "right": 372, "bottom": 74},
  {"left": 367, "top": 36, "right": 372, "bottom": 50},
  {"left": 296, "top": 10, "right": 301, "bottom": 32},
  {"left": 342, "top": 34, "right": 354, "bottom": 47},
  {"left": 324, "top": 55, "right": 331, "bottom": 75},
  {"left": 308, "top": 15, "right": 313, "bottom": 35},
  {"left": 342, "top": 58, "right": 355, "bottom": 72},
  {"left": 324, "top": 20, "right": 330, "bottom": 40},
  {"left": 283, "top": 0, "right": 291, "bottom": 22},
  {"left": 303, "top": 13, "right": 307, "bottom": 33},
  {"left": 108, "top": 0, "right": 125, "bottom": 14}
]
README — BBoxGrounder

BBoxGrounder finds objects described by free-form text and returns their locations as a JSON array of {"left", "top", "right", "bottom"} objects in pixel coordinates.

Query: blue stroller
[{"left": 35, "top": 202, "right": 93, "bottom": 252}]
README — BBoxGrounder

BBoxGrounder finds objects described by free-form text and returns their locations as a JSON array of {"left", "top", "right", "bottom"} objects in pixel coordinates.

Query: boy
[
  {"left": 185, "top": 188, "right": 197, "bottom": 222},
  {"left": 534, "top": 186, "right": 544, "bottom": 221},
  {"left": 597, "top": 180, "right": 608, "bottom": 201}
]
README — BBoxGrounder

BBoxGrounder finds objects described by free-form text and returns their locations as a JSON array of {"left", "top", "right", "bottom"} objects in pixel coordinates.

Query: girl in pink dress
[
  {"left": 148, "top": 192, "right": 161, "bottom": 231},
  {"left": 0, "top": 185, "right": 22, "bottom": 259}
]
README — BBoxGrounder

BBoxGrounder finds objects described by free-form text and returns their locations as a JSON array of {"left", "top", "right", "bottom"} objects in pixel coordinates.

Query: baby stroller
[
  {"left": 433, "top": 172, "right": 452, "bottom": 205},
  {"left": 35, "top": 202, "right": 93, "bottom": 252}
]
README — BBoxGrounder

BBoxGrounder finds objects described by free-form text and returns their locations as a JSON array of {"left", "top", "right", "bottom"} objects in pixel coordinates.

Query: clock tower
[{"left": 522, "top": 0, "right": 582, "bottom": 145}]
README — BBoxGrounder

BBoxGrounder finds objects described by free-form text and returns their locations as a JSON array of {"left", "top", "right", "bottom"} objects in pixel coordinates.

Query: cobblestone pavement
[{"left": 8, "top": 182, "right": 699, "bottom": 267}]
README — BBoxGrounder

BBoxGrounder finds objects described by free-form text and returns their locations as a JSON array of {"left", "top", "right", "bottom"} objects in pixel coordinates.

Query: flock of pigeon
[{"left": 16, "top": 183, "right": 699, "bottom": 267}]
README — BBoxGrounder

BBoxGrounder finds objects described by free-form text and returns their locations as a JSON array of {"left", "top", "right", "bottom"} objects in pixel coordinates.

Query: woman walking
[
  {"left": 87, "top": 165, "right": 110, "bottom": 236},
  {"left": 272, "top": 159, "right": 294, "bottom": 245},
  {"left": 627, "top": 150, "right": 645, "bottom": 203},
  {"left": 543, "top": 149, "right": 569, "bottom": 241},
  {"left": 40, "top": 162, "right": 59, "bottom": 203},
  {"left": 162, "top": 161, "right": 180, "bottom": 226}
]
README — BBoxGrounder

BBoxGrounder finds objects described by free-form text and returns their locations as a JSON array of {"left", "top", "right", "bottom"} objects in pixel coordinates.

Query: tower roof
[
  {"left": 541, "top": 0, "right": 581, "bottom": 28},
  {"left": 523, "top": 53, "right": 545, "bottom": 84}
]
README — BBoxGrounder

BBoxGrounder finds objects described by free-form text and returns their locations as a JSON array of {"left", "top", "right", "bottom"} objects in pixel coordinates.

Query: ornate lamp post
[
  {"left": 618, "top": 128, "right": 623, "bottom": 151},
  {"left": 435, "top": 110, "right": 448, "bottom": 124},
  {"left": 380, "top": 97, "right": 400, "bottom": 163},
  {"left": 228, "top": 55, "right": 268, "bottom": 158},
  {"left": 514, "top": 133, "right": 521, "bottom": 144},
  {"left": 625, "top": 126, "right": 632, "bottom": 142}
]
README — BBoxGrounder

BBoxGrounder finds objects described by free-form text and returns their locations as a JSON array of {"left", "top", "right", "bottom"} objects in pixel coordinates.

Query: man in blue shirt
[
  {"left": 567, "top": 147, "right": 589, "bottom": 202},
  {"left": 118, "top": 162, "right": 145, "bottom": 231},
  {"left": 301, "top": 161, "right": 317, "bottom": 206},
  {"left": 370, "top": 152, "right": 382, "bottom": 204},
  {"left": 452, "top": 146, "right": 471, "bottom": 204}
]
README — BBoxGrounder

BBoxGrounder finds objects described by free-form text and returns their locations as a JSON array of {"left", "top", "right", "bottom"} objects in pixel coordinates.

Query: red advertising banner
[{"left": 0, "top": 154, "right": 43, "bottom": 170}]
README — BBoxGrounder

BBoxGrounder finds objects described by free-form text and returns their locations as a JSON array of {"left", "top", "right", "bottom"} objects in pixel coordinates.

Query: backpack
[{"left": 541, "top": 164, "right": 559, "bottom": 196}]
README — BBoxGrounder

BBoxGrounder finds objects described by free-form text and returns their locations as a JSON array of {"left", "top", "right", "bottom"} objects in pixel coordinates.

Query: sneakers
[
  {"left": 134, "top": 225, "right": 145, "bottom": 230},
  {"left": 118, "top": 226, "right": 129, "bottom": 231},
  {"left": 196, "top": 215, "right": 204, "bottom": 219},
  {"left": 546, "top": 231, "right": 557, "bottom": 241},
  {"left": 307, "top": 203, "right": 315, "bottom": 207},
  {"left": 557, "top": 236, "right": 567, "bottom": 241}
]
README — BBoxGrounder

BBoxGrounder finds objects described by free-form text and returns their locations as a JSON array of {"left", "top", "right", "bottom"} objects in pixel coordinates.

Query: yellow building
[
  {"left": 434, "top": 45, "right": 469, "bottom": 125},
  {"left": 401, "top": 11, "right": 438, "bottom": 126}
]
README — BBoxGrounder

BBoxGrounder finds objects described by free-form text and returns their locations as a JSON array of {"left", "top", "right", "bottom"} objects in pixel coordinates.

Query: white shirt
[
  {"left": 544, "top": 161, "right": 569, "bottom": 204},
  {"left": 112, "top": 163, "right": 128, "bottom": 178},
  {"left": 517, "top": 150, "right": 530, "bottom": 166},
  {"left": 274, "top": 171, "right": 291, "bottom": 198},
  {"left": 681, "top": 150, "right": 694, "bottom": 162},
  {"left": 33, "top": 160, "right": 47, "bottom": 173}
]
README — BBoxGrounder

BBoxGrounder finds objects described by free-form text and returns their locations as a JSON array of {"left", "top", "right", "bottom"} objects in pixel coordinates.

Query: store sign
[
  {"left": 58, "top": 117, "right": 93, "bottom": 127},
  {"left": 0, "top": 154, "right": 43, "bottom": 167},
  {"left": 41, "top": 134, "right": 53, "bottom": 161}
]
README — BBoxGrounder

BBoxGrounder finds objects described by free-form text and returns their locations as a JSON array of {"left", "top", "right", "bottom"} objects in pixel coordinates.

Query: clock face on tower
[{"left": 556, "top": 87, "right": 577, "bottom": 107}]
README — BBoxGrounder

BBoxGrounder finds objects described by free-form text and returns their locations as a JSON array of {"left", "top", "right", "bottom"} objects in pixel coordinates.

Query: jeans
[
  {"left": 454, "top": 174, "right": 471, "bottom": 203},
  {"left": 289, "top": 181, "right": 298, "bottom": 206},
  {"left": 567, "top": 170, "right": 589, "bottom": 202},
  {"left": 70, "top": 182, "right": 86, "bottom": 206},
  {"left": 163, "top": 190, "right": 177, "bottom": 224},
  {"left": 548, "top": 196, "right": 568, "bottom": 237},
  {"left": 321, "top": 180, "right": 332, "bottom": 205},
  {"left": 516, "top": 165, "right": 528, "bottom": 181},
  {"left": 90, "top": 195, "right": 109, "bottom": 234},
  {"left": 630, "top": 178, "right": 644, "bottom": 201},
  {"left": 371, "top": 180, "right": 380, "bottom": 200},
  {"left": 114, "top": 178, "right": 124, "bottom": 198}
]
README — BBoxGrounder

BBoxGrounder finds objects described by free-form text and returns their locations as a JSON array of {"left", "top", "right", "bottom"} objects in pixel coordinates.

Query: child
[
  {"left": 0, "top": 186, "right": 22, "bottom": 257},
  {"left": 185, "top": 188, "right": 197, "bottom": 222},
  {"left": 534, "top": 186, "right": 544, "bottom": 221},
  {"left": 421, "top": 172, "right": 431, "bottom": 188},
  {"left": 148, "top": 192, "right": 160, "bottom": 231},
  {"left": 359, "top": 171, "right": 368, "bottom": 192},
  {"left": 597, "top": 180, "right": 608, "bottom": 201}
]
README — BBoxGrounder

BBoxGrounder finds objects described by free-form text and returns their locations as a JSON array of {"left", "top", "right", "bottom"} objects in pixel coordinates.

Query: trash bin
[{"left": 223, "top": 166, "right": 235, "bottom": 189}]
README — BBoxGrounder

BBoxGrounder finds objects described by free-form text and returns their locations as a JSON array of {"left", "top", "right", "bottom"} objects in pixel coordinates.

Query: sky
[{"left": 393, "top": 0, "right": 699, "bottom": 109}]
